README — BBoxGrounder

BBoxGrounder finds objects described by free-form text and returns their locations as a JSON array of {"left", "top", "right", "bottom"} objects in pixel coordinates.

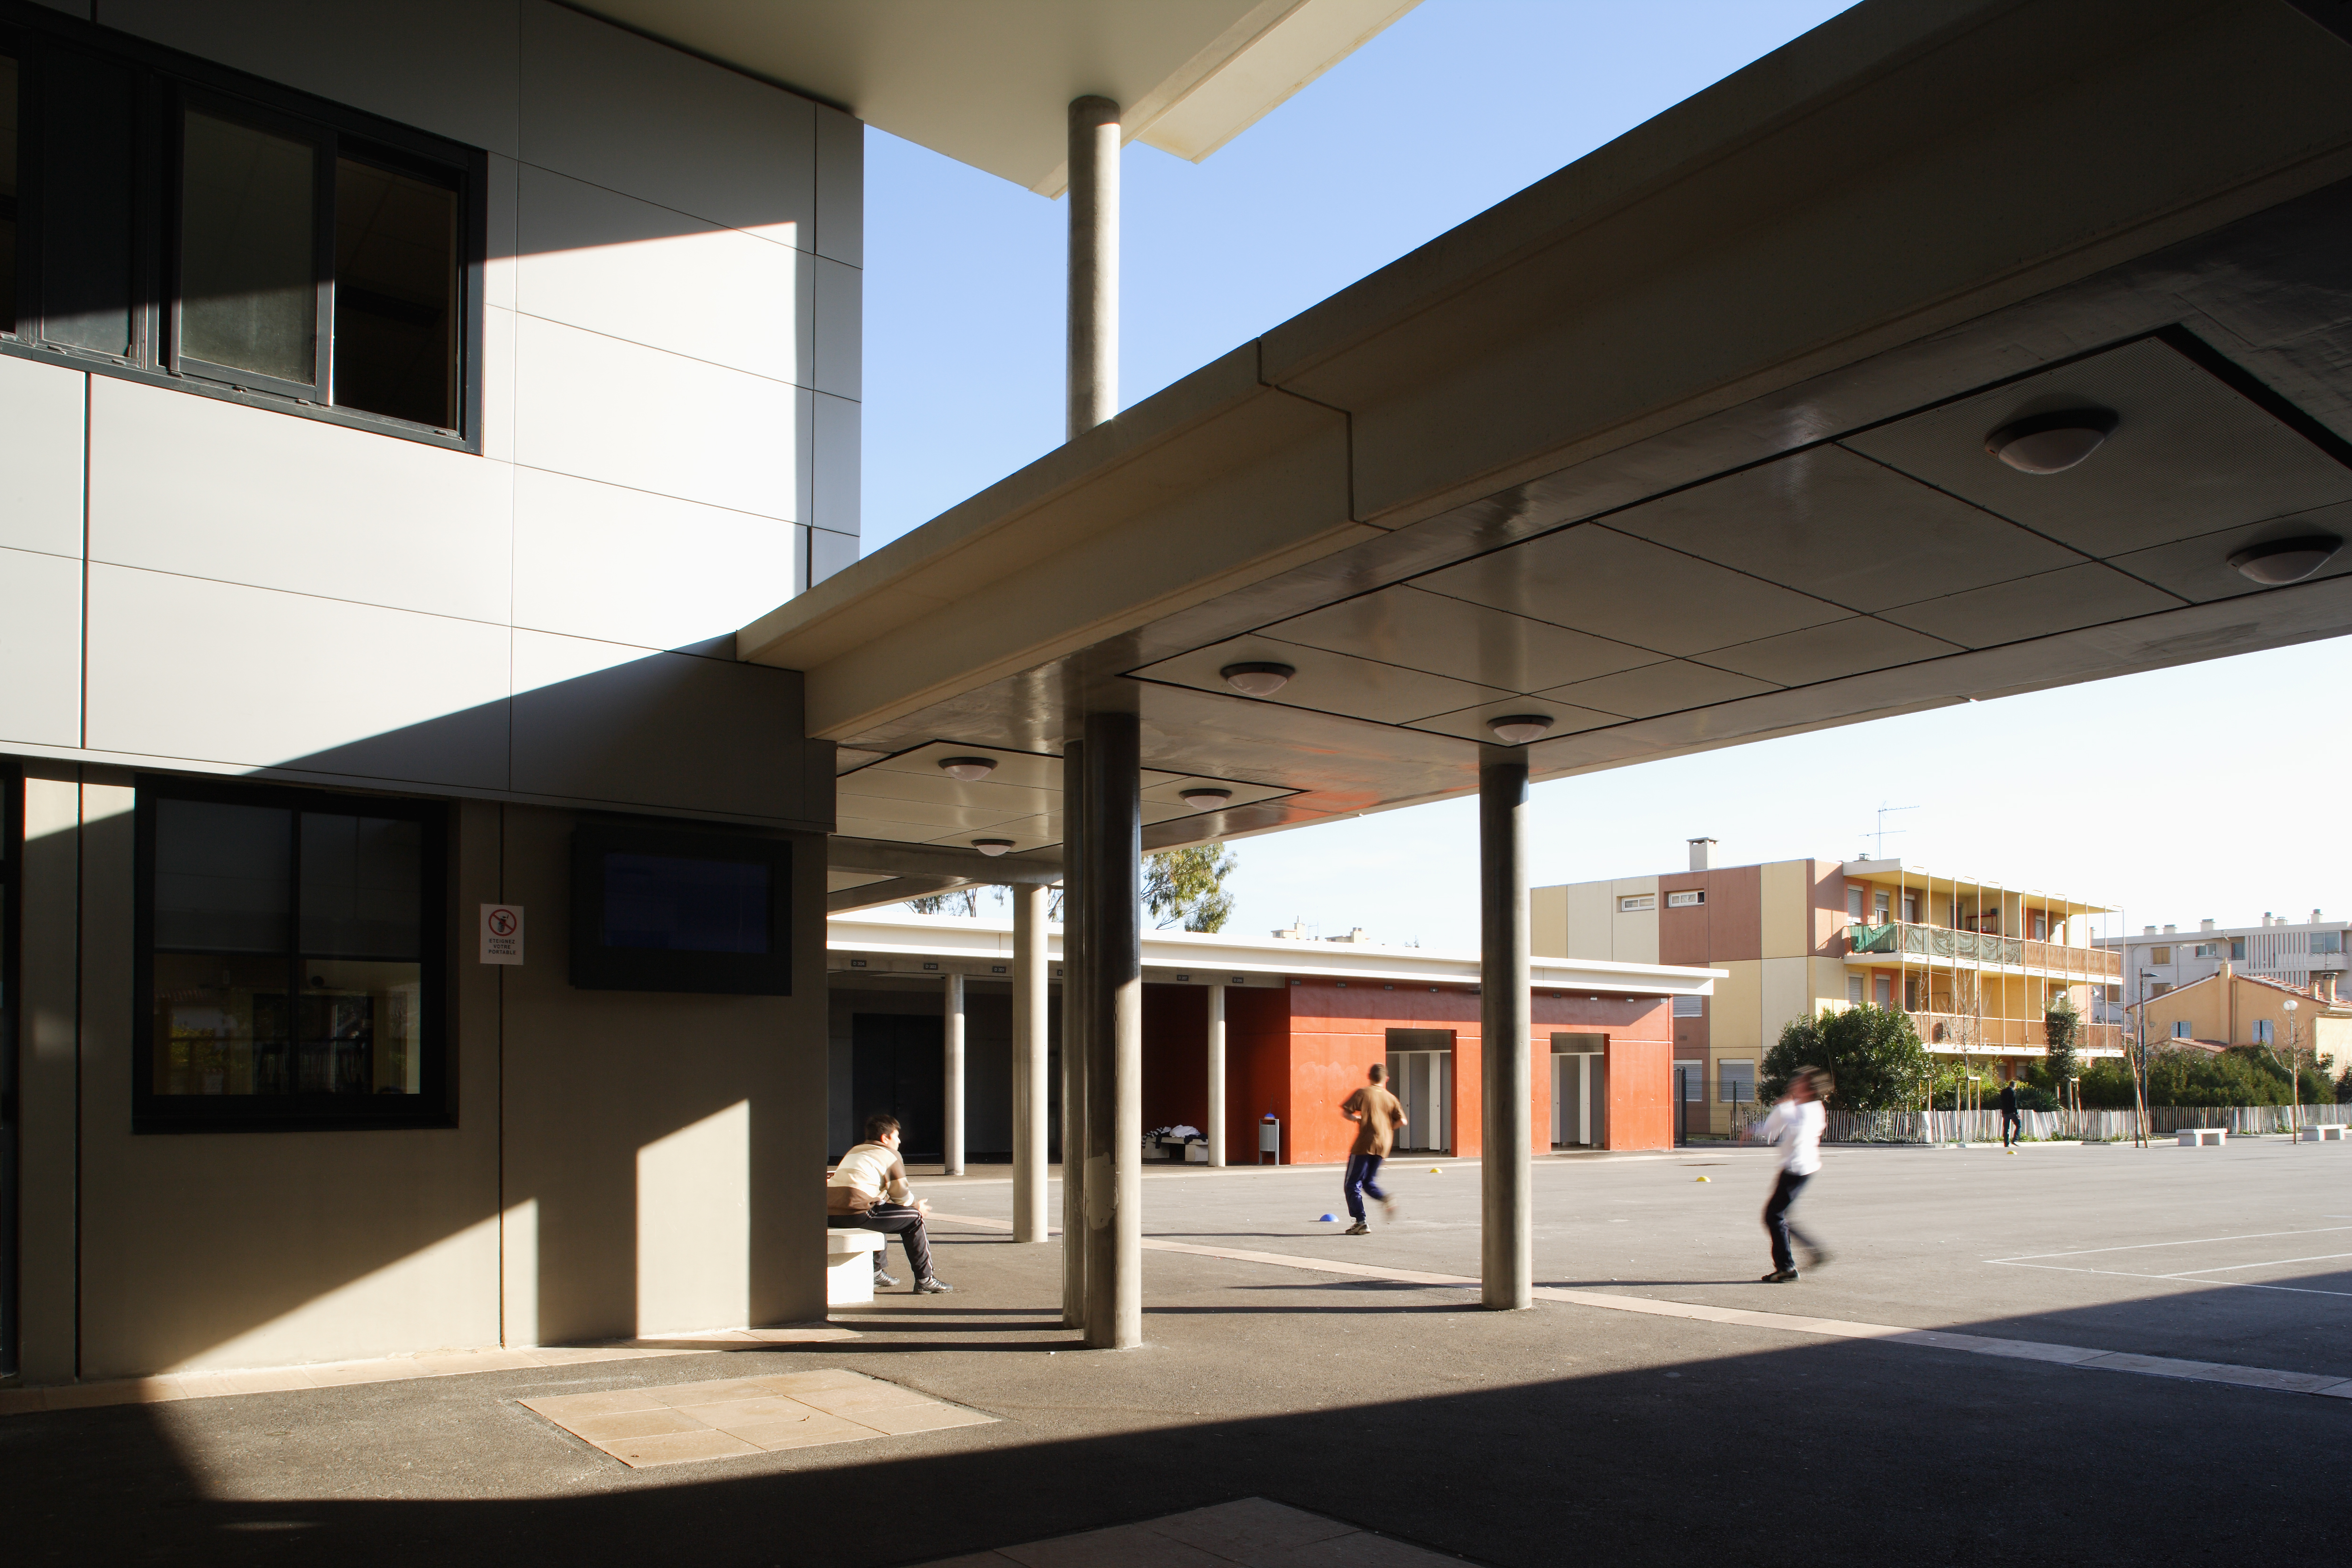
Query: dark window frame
[
  {"left": 1, "top": 760, "right": 21, "bottom": 1377},
  {"left": 0, "top": 1, "right": 484, "bottom": 451},
  {"left": 132, "top": 774, "right": 454, "bottom": 1135}
]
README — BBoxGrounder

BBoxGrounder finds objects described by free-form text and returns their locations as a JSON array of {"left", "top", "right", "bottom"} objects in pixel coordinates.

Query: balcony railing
[
  {"left": 1908, "top": 1013, "right": 2125, "bottom": 1053},
  {"left": 1847, "top": 922, "right": 2122, "bottom": 979}
]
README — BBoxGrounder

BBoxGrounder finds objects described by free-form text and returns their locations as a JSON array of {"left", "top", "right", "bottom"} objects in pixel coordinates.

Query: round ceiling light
[
  {"left": 971, "top": 838, "right": 1014, "bottom": 857},
  {"left": 2228, "top": 534, "right": 2344, "bottom": 586},
  {"left": 1180, "top": 787, "right": 1233, "bottom": 810},
  {"left": 937, "top": 756, "right": 997, "bottom": 782},
  {"left": 1220, "top": 662, "right": 1295, "bottom": 697},
  {"left": 1487, "top": 714, "right": 1554, "bottom": 745},
  {"left": 1984, "top": 408, "right": 2118, "bottom": 474}
]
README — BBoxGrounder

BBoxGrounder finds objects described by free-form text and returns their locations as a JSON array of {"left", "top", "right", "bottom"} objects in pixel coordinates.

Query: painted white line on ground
[
  {"left": 929, "top": 1214, "right": 2352, "bottom": 1401},
  {"left": 1991, "top": 1261, "right": 2352, "bottom": 1300},
  {"left": 2164, "top": 1251, "right": 2352, "bottom": 1276},
  {"left": 1988, "top": 1225, "right": 2352, "bottom": 1263}
]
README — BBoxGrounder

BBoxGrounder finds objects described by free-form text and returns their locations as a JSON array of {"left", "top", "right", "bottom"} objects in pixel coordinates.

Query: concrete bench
[
  {"left": 2300, "top": 1124, "right": 2348, "bottom": 1143},
  {"left": 825, "top": 1228, "right": 888, "bottom": 1307},
  {"left": 2177, "top": 1127, "right": 2227, "bottom": 1146}
]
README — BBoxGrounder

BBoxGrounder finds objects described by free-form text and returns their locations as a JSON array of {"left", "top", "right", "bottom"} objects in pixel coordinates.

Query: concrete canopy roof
[
  {"left": 574, "top": 0, "right": 1420, "bottom": 194},
  {"left": 742, "top": 0, "right": 2352, "bottom": 867}
]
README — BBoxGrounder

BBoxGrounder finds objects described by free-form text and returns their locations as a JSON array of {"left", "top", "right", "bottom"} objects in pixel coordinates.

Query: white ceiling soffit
[{"left": 573, "top": 0, "right": 1421, "bottom": 194}]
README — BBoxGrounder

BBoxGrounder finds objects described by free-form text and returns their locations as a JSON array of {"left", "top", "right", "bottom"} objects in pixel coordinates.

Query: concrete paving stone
[
  {"left": 850, "top": 1401, "right": 997, "bottom": 1436},
  {"left": 998, "top": 1522, "right": 1237, "bottom": 1568},
  {"left": 1242, "top": 1533, "right": 1476, "bottom": 1568},
  {"left": 725, "top": 1412, "right": 888, "bottom": 1450},
  {"left": 669, "top": 1393, "right": 833, "bottom": 1428},
  {"left": 546, "top": 1405, "right": 713, "bottom": 1442},
  {"left": 1143, "top": 1499, "right": 1359, "bottom": 1557},
  {"left": 594, "top": 1428, "right": 764, "bottom": 1469},
  {"left": 797, "top": 1381, "right": 941, "bottom": 1415},
  {"left": 517, "top": 1389, "right": 669, "bottom": 1419},
  {"left": 646, "top": 1374, "right": 778, "bottom": 1407}
]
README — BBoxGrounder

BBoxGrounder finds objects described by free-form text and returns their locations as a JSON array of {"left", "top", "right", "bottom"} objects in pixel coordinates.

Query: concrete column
[
  {"left": 1066, "top": 95, "right": 1119, "bottom": 439},
  {"left": 1060, "top": 738, "right": 1088, "bottom": 1328},
  {"left": 1012, "top": 882, "right": 1050, "bottom": 1242},
  {"left": 1479, "top": 746, "right": 1533, "bottom": 1312},
  {"left": 942, "top": 972, "right": 965, "bottom": 1176},
  {"left": 1081, "top": 710, "right": 1143, "bottom": 1349},
  {"left": 1206, "top": 984, "right": 1227, "bottom": 1168}
]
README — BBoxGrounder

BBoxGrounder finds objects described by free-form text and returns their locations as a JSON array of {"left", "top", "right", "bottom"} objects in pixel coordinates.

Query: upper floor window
[
  {"left": 0, "top": 10, "right": 479, "bottom": 446},
  {"left": 1618, "top": 894, "right": 1654, "bottom": 913},
  {"left": 136, "top": 777, "right": 448, "bottom": 1131},
  {"left": 2157, "top": 946, "right": 2177, "bottom": 963},
  {"left": 1665, "top": 889, "right": 1703, "bottom": 908},
  {"left": 2312, "top": 931, "right": 2343, "bottom": 955},
  {"left": 1846, "top": 885, "right": 1864, "bottom": 920},
  {"left": 2172, "top": 1020, "right": 2192, "bottom": 1037},
  {"left": 2252, "top": 1019, "right": 2274, "bottom": 1045},
  {"left": 2231, "top": 938, "right": 2247, "bottom": 961}
]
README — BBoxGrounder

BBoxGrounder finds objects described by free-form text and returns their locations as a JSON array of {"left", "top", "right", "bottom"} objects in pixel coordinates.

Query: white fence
[{"left": 1793, "top": 1105, "right": 2352, "bottom": 1143}]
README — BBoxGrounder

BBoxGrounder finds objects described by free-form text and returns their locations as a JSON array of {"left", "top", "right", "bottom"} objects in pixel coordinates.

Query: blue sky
[{"left": 858, "top": 0, "right": 2352, "bottom": 949}]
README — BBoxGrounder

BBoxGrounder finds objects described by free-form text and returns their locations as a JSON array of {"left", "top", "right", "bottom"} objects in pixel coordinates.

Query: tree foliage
[
  {"left": 904, "top": 888, "right": 980, "bottom": 916},
  {"left": 1761, "top": 1005, "right": 1932, "bottom": 1112},
  {"left": 1144, "top": 844, "right": 1237, "bottom": 932},
  {"left": 2077, "top": 1045, "right": 2333, "bottom": 1108},
  {"left": 2042, "top": 992, "right": 2082, "bottom": 1087}
]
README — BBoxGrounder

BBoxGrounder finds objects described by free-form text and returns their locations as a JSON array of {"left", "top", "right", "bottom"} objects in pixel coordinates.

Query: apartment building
[
  {"left": 1534, "top": 841, "right": 2121, "bottom": 1133},
  {"left": 2099, "top": 912, "right": 2350, "bottom": 1012},
  {"left": 2130, "top": 963, "right": 2351, "bottom": 1062}
]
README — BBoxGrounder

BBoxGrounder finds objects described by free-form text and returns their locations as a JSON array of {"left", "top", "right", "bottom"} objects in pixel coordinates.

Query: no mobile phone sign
[{"left": 481, "top": 904, "right": 525, "bottom": 965}]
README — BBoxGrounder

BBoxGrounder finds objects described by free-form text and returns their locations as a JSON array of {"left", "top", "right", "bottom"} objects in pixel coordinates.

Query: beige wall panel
[
  {"left": 1759, "top": 956, "right": 1811, "bottom": 1048},
  {"left": 497, "top": 805, "right": 828, "bottom": 1344},
  {"left": 1712, "top": 960, "right": 1763, "bottom": 1052},
  {"left": 1531, "top": 886, "right": 1567, "bottom": 959},
  {"left": 1609, "top": 876, "right": 1659, "bottom": 964},
  {"left": 1565, "top": 882, "right": 1612, "bottom": 960},
  {"left": 0, "top": 548, "right": 86, "bottom": 749},
  {"left": 1759, "top": 860, "right": 1808, "bottom": 958},
  {"left": 1809, "top": 958, "right": 1851, "bottom": 1017},
  {"left": 16, "top": 776, "right": 82, "bottom": 1383},
  {"left": 76, "top": 787, "right": 503, "bottom": 1378},
  {"left": 0, "top": 354, "right": 86, "bottom": 558}
]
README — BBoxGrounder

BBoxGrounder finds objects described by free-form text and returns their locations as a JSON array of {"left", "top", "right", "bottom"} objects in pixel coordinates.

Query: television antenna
[{"left": 1862, "top": 802, "right": 1917, "bottom": 860}]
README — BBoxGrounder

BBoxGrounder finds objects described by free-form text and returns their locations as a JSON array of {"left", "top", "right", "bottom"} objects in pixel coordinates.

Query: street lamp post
[{"left": 2282, "top": 997, "right": 2302, "bottom": 1141}]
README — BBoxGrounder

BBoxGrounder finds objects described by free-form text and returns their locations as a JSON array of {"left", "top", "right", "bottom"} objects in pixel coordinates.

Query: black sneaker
[
  {"left": 1344, "top": 1220, "right": 1370, "bottom": 1235},
  {"left": 1761, "top": 1268, "right": 1799, "bottom": 1283},
  {"left": 873, "top": 1269, "right": 901, "bottom": 1289},
  {"left": 914, "top": 1276, "right": 954, "bottom": 1294}
]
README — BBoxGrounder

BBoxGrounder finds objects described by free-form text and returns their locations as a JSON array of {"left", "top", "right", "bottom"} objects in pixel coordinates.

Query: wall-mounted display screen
[{"left": 570, "top": 825, "right": 791, "bottom": 994}]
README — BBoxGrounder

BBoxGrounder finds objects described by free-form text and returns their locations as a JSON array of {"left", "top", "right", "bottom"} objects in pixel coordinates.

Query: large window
[
  {"left": 137, "top": 780, "right": 447, "bottom": 1131},
  {"left": 0, "top": 8, "right": 480, "bottom": 445}
]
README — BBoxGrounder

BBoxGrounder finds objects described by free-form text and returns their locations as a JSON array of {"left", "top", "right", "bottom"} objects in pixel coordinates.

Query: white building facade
[{"left": 2099, "top": 911, "right": 2350, "bottom": 1017}]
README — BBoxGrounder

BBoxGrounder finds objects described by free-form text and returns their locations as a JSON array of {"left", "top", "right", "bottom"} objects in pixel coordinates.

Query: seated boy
[{"left": 828, "top": 1113, "right": 953, "bottom": 1294}]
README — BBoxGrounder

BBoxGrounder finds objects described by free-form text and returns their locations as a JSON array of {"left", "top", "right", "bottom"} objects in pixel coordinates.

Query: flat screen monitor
[{"left": 569, "top": 824, "right": 791, "bottom": 993}]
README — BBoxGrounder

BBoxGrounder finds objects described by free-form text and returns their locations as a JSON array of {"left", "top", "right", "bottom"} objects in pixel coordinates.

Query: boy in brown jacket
[{"left": 1338, "top": 1063, "right": 1406, "bottom": 1235}]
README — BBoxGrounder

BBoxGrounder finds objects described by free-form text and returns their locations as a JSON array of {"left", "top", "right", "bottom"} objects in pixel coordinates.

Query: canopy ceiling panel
[{"left": 744, "top": 0, "right": 2352, "bottom": 859}]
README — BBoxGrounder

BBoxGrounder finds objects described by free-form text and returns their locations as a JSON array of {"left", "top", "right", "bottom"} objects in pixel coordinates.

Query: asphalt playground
[{"left": 4, "top": 1137, "right": 2347, "bottom": 1566}]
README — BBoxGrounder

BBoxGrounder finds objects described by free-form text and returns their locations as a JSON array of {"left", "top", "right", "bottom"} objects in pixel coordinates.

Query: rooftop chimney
[
  {"left": 2314, "top": 908, "right": 2324, "bottom": 924},
  {"left": 2199, "top": 919, "right": 2214, "bottom": 932},
  {"left": 2163, "top": 924, "right": 2176, "bottom": 935},
  {"left": 1688, "top": 837, "right": 1715, "bottom": 872},
  {"left": 2143, "top": 925, "right": 2156, "bottom": 935}
]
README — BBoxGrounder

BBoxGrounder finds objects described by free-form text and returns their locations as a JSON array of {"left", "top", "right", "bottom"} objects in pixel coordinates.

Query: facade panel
[
  {"left": 0, "top": 549, "right": 85, "bottom": 749},
  {"left": 1759, "top": 859, "right": 1808, "bottom": 957},
  {"left": 0, "top": 356, "right": 87, "bottom": 558},
  {"left": 84, "top": 566, "right": 513, "bottom": 786},
  {"left": 518, "top": 0, "right": 816, "bottom": 245},
  {"left": 514, "top": 163, "right": 814, "bottom": 387},
  {"left": 87, "top": 377, "right": 515, "bottom": 625}
]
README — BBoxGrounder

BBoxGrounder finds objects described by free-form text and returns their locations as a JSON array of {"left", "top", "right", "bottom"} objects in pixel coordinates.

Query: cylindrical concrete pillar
[
  {"left": 1082, "top": 710, "right": 1143, "bottom": 1349},
  {"left": 1479, "top": 746, "right": 1533, "bottom": 1311},
  {"left": 1060, "top": 738, "right": 1088, "bottom": 1329},
  {"left": 1013, "top": 882, "right": 1050, "bottom": 1242},
  {"left": 942, "top": 971, "right": 965, "bottom": 1176},
  {"left": 1067, "top": 96, "right": 1119, "bottom": 440},
  {"left": 1206, "top": 984, "right": 1227, "bottom": 1168}
]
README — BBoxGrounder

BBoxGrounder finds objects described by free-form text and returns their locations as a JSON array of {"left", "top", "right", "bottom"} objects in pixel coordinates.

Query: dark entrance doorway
[{"left": 851, "top": 1012, "right": 944, "bottom": 1161}]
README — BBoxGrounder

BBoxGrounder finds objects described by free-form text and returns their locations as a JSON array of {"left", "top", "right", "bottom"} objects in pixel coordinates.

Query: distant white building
[{"left": 2097, "top": 911, "right": 2348, "bottom": 1018}]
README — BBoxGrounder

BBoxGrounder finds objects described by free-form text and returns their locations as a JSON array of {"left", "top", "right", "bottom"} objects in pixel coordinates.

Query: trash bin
[{"left": 1259, "top": 1112, "right": 1280, "bottom": 1165}]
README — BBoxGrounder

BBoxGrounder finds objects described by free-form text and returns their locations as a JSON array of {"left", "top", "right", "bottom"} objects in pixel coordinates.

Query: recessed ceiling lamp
[
  {"left": 1220, "top": 662, "right": 1294, "bottom": 697},
  {"left": 1984, "top": 408, "right": 2118, "bottom": 474},
  {"left": 1488, "top": 714, "right": 1554, "bottom": 745},
  {"left": 937, "top": 756, "right": 996, "bottom": 782},
  {"left": 1180, "top": 787, "right": 1233, "bottom": 810},
  {"left": 971, "top": 838, "right": 1013, "bottom": 857},
  {"left": 2228, "top": 534, "right": 2344, "bottom": 586}
]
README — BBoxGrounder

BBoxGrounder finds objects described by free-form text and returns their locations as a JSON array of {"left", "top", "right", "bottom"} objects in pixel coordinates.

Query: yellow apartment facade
[
  {"left": 2132, "top": 964, "right": 2351, "bottom": 1065},
  {"left": 1534, "top": 843, "right": 2122, "bottom": 1133}
]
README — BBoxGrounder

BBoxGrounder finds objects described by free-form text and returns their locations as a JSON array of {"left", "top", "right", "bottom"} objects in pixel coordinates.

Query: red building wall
[{"left": 1150, "top": 980, "right": 1676, "bottom": 1165}]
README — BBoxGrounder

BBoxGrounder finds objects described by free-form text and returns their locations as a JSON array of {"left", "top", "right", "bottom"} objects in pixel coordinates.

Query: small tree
[
  {"left": 1763, "top": 1005, "right": 1932, "bottom": 1113},
  {"left": 2044, "top": 990, "right": 2082, "bottom": 1117},
  {"left": 1144, "top": 844, "right": 1237, "bottom": 932},
  {"left": 905, "top": 887, "right": 981, "bottom": 916}
]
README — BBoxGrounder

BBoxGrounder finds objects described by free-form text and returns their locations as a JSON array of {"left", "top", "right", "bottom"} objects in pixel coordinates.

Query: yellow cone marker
[{"left": 1696, "top": 1176, "right": 1710, "bottom": 1183}]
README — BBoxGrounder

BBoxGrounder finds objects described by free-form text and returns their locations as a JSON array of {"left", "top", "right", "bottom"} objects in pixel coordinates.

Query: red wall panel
[{"left": 1606, "top": 1033, "right": 1674, "bottom": 1151}]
